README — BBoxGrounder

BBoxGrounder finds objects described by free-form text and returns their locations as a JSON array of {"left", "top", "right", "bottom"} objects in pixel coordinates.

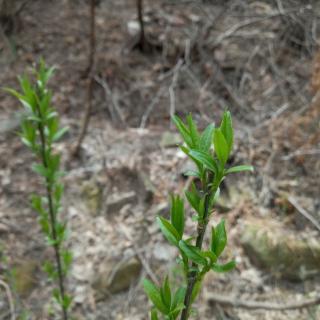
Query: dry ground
[{"left": 0, "top": 0, "right": 319, "bottom": 319}]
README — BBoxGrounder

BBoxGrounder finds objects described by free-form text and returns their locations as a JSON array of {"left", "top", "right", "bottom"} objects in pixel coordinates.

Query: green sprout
[
  {"left": 143, "top": 112, "right": 253, "bottom": 320},
  {"left": 6, "top": 60, "right": 72, "bottom": 320}
]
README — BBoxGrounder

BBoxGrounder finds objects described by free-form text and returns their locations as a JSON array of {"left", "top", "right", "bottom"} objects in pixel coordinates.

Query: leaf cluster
[
  {"left": 6, "top": 60, "right": 72, "bottom": 318},
  {"left": 144, "top": 112, "right": 253, "bottom": 319}
]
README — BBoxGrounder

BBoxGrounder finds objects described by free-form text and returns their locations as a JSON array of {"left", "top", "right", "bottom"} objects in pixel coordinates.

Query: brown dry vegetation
[{"left": 0, "top": 0, "right": 319, "bottom": 319}]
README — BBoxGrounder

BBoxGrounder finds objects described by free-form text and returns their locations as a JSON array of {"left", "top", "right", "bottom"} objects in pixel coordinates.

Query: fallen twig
[
  {"left": 0, "top": 278, "right": 15, "bottom": 320},
  {"left": 94, "top": 75, "right": 125, "bottom": 125},
  {"left": 169, "top": 59, "right": 183, "bottom": 126},
  {"left": 287, "top": 196, "right": 320, "bottom": 233},
  {"left": 212, "top": 6, "right": 313, "bottom": 47},
  {"left": 282, "top": 149, "right": 320, "bottom": 161},
  {"left": 118, "top": 224, "right": 159, "bottom": 286},
  {"left": 207, "top": 292, "right": 320, "bottom": 310},
  {"left": 140, "top": 86, "right": 167, "bottom": 128}
]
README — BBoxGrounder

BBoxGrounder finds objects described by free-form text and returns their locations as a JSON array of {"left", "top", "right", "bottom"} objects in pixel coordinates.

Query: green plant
[
  {"left": 143, "top": 112, "right": 253, "bottom": 320},
  {"left": 6, "top": 60, "right": 72, "bottom": 320}
]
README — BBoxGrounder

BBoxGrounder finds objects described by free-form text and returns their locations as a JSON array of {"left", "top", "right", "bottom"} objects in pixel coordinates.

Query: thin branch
[
  {"left": 0, "top": 278, "right": 15, "bottom": 320},
  {"left": 207, "top": 292, "right": 320, "bottom": 310},
  {"left": 212, "top": 6, "right": 313, "bottom": 47},
  {"left": 118, "top": 224, "right": 159, "bottom": 286},
  {"left": 180, "top": 187, "right": 212, "bottom": 320},
  {"left": 140, "top": 86, "right": 167, "bottom": 128},
  {"left": 37, "top": 112, "right": 68, "bottom": 320},
  {"left": 94, "top": 75, "right": 125, "bottom": 126},
  {"left": 282, "top": 149, "right": 320, "bottom": 160},
  {"left": 73, "top": 0, "right": 96, "bottom": 156},
  {"left": 287, "top": 196, "right": 320, "bottom": 233},
  {"left": 169, "top": 59, "right": 183, "bottom": 127},
  {"left": 14, "top": 0, "right": 32, "bottom": 17},
  {"left": 72, "top": 76, "right": 94, "bottom": 157}
]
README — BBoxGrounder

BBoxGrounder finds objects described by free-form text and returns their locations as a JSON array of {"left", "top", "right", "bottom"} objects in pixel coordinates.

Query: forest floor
[{"left": 0, "top": 0, "right": 319, "bottom": 319}]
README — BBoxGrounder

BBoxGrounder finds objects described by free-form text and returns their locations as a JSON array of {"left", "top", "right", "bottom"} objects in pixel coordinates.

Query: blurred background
[{"left": 0, "top": 0, "right": 319, "bottom": 319}]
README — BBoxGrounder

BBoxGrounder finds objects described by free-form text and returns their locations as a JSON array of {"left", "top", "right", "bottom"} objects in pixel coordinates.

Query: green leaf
[
  {"left": 38, "top": 59, "right": 55, "bottom": 87},
  {"left": 32, "top": 163, "right": 49, "bottom": 178},
  {"left": 183, "top": 170, "right": 200, "bottom": 178},
  {"left": 170, "top": 195, "right": 185, "bottom": 238},
  {"left": 179, "top": 145, "right": 203, "bottom": 174},
  {"left": 55, "top": 222, "right": 67, "bottom": 245},
  {"left": 48, "top": 153, "right": 61, "bottom": 173},
  {"left": 179, "top": 240, "right": 207, "bottom": 266},
  {"left": 157, "top": 217, "right": 180, "bottom": 246},
  {"left": 27, "top": 114, "right": 41, "bottom": 122},
  {"left": 43, "top": 261, "right": 57, "bottom": 279},
  {"left": 211, "top": 220, "right": 227, "bottom": 257},
  {"left": 21, "top": 137, "right": 32, "bottom": 148},
  {"left": 190, "top": 279, "right": 202, "bottom": 304},
  {"left": 189, "top": 150, "right": 217, "bottom": 174},
  {"left": 191, "top": 214, "right": 199, "bottom": 221},
  {"left": 52, "top": 126, "right": 68, "bottom": 142},
  {"left": 211, "top": 260, "right": 236, "bottom": 273},
  {"left": 54, "top": 183, "right": 64, "bottom": 203},
  {"left": 31, "top": 194, "right": 46, "bottom": 215},
  {"left": 209, "top": 187, "right": 220, "bottom": 207},
  {"left": 172, "top": 115, "right": 193, "bottom": 148},
  {"left": 161, "top": 276, "right": 171, "bottom": 309},
  {"left": 45, "top": 111, "right": 58, "bottom": 121},
  {"left": 143, "top": 279, "right": 168, "bottom": 314},
  {"left": 151, "top": 309, "right": 159, "bottom": 320},
  {"left": 186, "top": 114, "right": 200, "bottom": 147},
  {"left": 220, "top": 111, "right": 233, "bottom": 153},
  {"left": 47, "top": 117, "right": 59, "bottom": 139},
  {"left": 172, "top": 287, "right": 186, "bottom": 310},
  {"left": 4, "top": 86, "right": 35, "bottom": 112},
  {"left": 199, "top": 123, "right": 214, "bottom": 152},
  {"left": 19, "top": 75, "right": 33, "bottom": 98},
  {"left": 202, "top": 251, "right": 217, "bottom": 264},
  {"left": 169, "top": 302, "right": 185, "bottom": 319},
  {"left": 52, "top": 288, "right": 61, "bottom": 304},
  {"left": 62, "top": 250, "right": 73, "bottom": 272},
  {"left": 185, "top": 182, "right": 200, "bottom": 214},
  {"left": 62, "top": 294, "right": 72, "bottom": 310},
  {"left": 213, "top": 128, "right": 229, "bottom": 165},
  {"left": 198, "top": 196, "right": 206, "bottom": 220},
  {"left": 225, "top": 165, "right": 254, "bottom": 174}
]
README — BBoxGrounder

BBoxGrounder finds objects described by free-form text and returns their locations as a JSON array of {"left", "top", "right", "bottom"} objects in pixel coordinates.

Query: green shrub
[
  {"left": 6, "top": 60, "right": 72, "bottom": 320},
  {"left": 143, "top": 112, "right": 253, "bottom": 320}
]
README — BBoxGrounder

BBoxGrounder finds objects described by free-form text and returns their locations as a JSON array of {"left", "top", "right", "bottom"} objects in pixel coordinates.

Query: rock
[
  {"left": 13, "top": 259, "right": 38, "bottom": 296},
  {"left": 159, "top": 131, "right": 181, "bottom": 148},
  {"left": 127, "top": 20, "right": 140, "bottom": 36},
  {"left": 93, "top": 257, "right": 142, "bottom": 299},
  {"left": 80, "top": 166, "right": 155, "bottom": 217},
  {"left": 240, "top": 218, "right": 320, "bottom": 280},
  {"left": 81, "top": 180, "right": 103, "bottom": 216}
]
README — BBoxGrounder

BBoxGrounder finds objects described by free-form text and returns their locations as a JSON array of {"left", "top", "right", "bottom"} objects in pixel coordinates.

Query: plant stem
[
  {"left": 37, "top": 117, "right": 68, "bottom": 320},
  {"left": 137, "top": 0, "right": 145, "bottom": 51},
  {"left": 73, "top": 0, "right": 96, "bottom": 156},
  {"left": 180, "top": 189, "right": 211, "bottom": 320}
]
